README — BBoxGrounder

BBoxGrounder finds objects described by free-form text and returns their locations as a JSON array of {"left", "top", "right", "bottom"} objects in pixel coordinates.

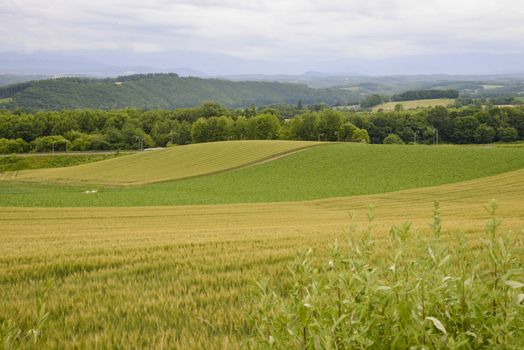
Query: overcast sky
[{"left": 2, "top": 0, "right": 524, "bottom": 75}]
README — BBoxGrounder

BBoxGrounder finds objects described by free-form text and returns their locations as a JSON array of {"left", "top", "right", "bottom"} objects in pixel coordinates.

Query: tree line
[
  {"left": 391, "top": 89, "right": 459, "bottom": 101},
  {"left": 0, "top": 103, "right": 523, "bottom": 153}
]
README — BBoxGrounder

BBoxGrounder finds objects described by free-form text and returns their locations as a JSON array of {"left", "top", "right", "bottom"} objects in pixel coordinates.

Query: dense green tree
[
  {"left": 0, "top": 138, "right": 30, "bottom": 154},
  {"left": 360, "top": 95, "right": 385, "bottom": 108},
  {"left": 70, "top": 133, "right": 110, "bottom": 151},
  {"left": 352, "top": 128, "right": 370, "bottom": 143},
  {"left": 246, "top": 114, "right": 281, "bottom": 140},
  {"left": 191, "top": 116, "right": 234, "bottom": 142},
  {"left": 453, "top": 116, "right": 480, "bottom": 144},
  {"left": 234, "top": 116, "right": 249, "bottom": 140},
  {"left": 315, "top": 110, "right": 343, "bottom": 141},
  {"left": 31, "top": 135, "right": 70, "bottom": 152},
  {"left": 497, "top": 127, "right": 519, "bottom": 142},
  {"left": 0, "top": 104, "right": 523, "bottom": 152},
  {"left": 474, "top": 124, "right": 496, "bottom": 143}
]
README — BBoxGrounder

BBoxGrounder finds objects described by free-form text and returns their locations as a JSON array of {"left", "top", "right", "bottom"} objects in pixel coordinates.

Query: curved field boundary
[{"left": 1, "top": 140, "right": 321, "bottom": 185}]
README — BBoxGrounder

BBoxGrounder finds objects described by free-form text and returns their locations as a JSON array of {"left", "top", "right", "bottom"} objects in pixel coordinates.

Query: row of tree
[
  {"left": 391, "top": 89, "right": 459, "bottom": 101},
  {"left": 349, "top": 106, "right": 523, "bottom": 144},
  {"left": 0, "top": 104, "right": 523, "bottom": 153}
]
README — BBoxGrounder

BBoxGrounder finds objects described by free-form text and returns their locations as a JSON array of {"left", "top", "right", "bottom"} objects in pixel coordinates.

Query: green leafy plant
[
  {"left": 249, "top": 201, "right": 524, "bottom": 349},
  {"left": 1, "top": 280, "right": 53, "bottom": 349}
]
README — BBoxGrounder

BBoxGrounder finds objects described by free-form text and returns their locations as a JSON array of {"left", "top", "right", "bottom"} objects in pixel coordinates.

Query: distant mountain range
[{"left": 1, "top": 69, "right": 523, "bottom": 111}]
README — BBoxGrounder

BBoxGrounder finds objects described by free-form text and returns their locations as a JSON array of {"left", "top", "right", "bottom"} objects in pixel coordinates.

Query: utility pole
[
  {"left": 52, "top": 141, "right": 55, "bottom": 153},
  {"left": 413, "top": 131, "right": 418, "bottom": 145},
  {"left": 135, "top": 136, "right": 143, "bottom": 151},
  {"left": 433, "top": 128, "right": 439, "bottom": 145}
]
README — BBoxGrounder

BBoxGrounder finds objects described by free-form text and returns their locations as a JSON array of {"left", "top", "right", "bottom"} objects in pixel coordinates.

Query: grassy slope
[
  {"left": 2, "top": 167, "right": 524, "bottom": 348},
  {"left": 372, "top": 98, "right": 454, "bottom": 111},
  {"left": 3, "top": 141, "right": 318, "bottom": 185},
  {"left": 0, "top": 153, "right": 126, "bottom": 172},
  {"left": 2, "top": 143, "right": 524, "bottom": 207}
]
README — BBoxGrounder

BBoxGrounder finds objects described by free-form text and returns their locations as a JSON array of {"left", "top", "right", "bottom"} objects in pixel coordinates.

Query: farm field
[
  {"left": 0, "top": 153, "right": 126, "bottom": 172},
  {"left": 3, "top": 140, "right": 318, "bottom": 185},
  {"left": 482, "top": 84, "right": 504, "bottom": 90},
  {"left": 372, "top": 98, "right": 455, "bottom": 111},
  {"left": 2, "top": 142, "right": 524, "bottom": 207},
  {"left": 2, "top": 141, "right": 524, "bottom": 348},
  {"left": 2, "top": 166, "right": 524, "bottom": 348}
]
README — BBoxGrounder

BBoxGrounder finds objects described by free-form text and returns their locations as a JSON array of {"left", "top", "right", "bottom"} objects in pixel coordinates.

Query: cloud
[{"left": 1, "top": 0, "right": 524, "bottom": 61}]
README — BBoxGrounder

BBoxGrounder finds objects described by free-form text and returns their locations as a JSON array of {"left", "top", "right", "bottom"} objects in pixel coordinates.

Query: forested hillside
[{"left": 0, "top": 73, "right": 356, "bottom": 110}]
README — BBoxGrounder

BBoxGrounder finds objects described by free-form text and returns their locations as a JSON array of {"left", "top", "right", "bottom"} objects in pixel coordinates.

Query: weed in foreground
[
  {"left": 249, "top": 201, "right": 524, "bottom": 349},
  {"left": 1, "top": 279, "right": 53, "bottom": 350}
]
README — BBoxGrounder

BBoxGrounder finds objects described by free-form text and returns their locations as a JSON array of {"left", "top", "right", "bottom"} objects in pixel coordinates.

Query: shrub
[
  {"left": 249, "top": 201, "right": 524, "bottom": 349},
  {"left": 0, "top": 138, "right": 30, "bottom": 154},
  {"left": 352, "top": 128, "right": 370, "bottom": 143},
  {"left": 383, "top": 133, "right": 404, "bottom": 144}
]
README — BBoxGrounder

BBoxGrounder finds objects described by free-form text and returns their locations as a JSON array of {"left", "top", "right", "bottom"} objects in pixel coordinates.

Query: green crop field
[
  {"left": 1, "top": 141, "right": 524, "bottom": 348},
  {"left": 372, "top": 98, "right": 455, "bottom": 111},
  {"left": 0, "top": 153, "right": 127, "bottom": 172},
  {"left": 6, "top": 140, "right": 317, "bottom": 185},
  {"left": 2, "top": 143, "right": 524, "bottom": 207}
]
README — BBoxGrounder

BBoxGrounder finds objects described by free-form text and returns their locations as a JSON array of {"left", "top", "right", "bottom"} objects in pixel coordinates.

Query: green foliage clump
[
  {"left": 498, "top": 127, "right": 519, "bottom": 142},
  {"left": 249, "top": 202, "right": 524, "bottom": 349},
  {"left": 383, "top": 133, "right": 404, "bottom": 144},
  {"left": 1, "top": 280, "right": 53, "bottom": 349},
  {"left": 360, "top": 94, "right": 386, "bottom": 108},
  {"left": 0, "top": 138, "right": 30, "bottom": 154},
  {"left": 30, "top": 136, "right": 70, "bottom": 152},
  {"left": 474, "top": 124, "right": 496, "bottom": 143}
]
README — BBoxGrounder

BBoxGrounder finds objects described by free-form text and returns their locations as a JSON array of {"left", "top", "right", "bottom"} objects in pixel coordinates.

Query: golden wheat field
[{"left": 2, "top": 166, "right": 524, "bottom": 348}]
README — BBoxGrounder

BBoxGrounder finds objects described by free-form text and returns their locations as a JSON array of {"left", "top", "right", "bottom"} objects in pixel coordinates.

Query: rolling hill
[
  {"left": 3, "top": 142, "right": 524, "bottom": 207},
  {"left": 0, "top": 73, "right": 357, "bottom": 110},
  {"left": 2, "top": 152, "right": 524, "bottom": 348},
  {"left": 1, "top": 141, "right": 319, "bottom": 185}
]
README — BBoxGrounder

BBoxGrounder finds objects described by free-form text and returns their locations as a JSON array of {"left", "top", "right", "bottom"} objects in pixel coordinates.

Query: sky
[{"left": 1, "top": 0, "right": 524, "bottom": 75}]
